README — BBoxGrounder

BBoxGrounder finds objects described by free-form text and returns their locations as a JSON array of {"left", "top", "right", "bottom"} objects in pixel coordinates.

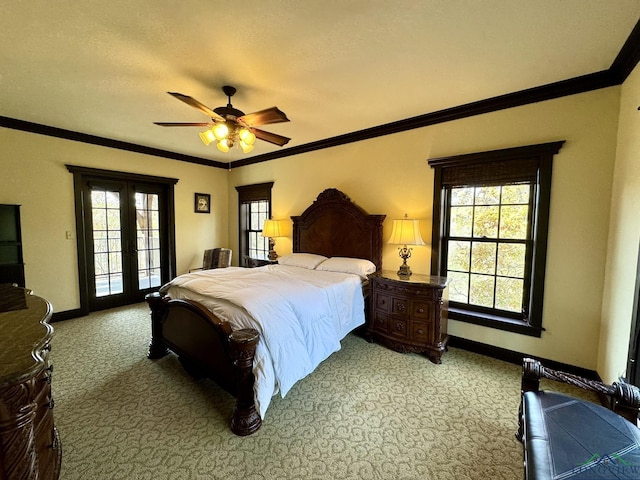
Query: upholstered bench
[{"left": 518, "top": 358, "right": 640, "bottom": 480}]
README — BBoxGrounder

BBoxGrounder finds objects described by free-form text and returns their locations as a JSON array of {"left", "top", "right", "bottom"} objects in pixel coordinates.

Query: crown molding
[
  {"left": 233, "top": 19, "right": 640, "bottom": 169},
  {"left": 0, "top": 116, "right": 228, "bottom": 169},
  {"left": 1, "top": 19, "right": 638, "bottom": 170},
  {"left": 609, "top": 18, "right": 640, "bottom": 83},
  {"left": 232, "top": 70, "right": 615, "bottom": 169}
]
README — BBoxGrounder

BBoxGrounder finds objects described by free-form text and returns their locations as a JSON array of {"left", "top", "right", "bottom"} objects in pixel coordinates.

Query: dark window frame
[
  {"left": 235, "top": 182, "right": 273, "bottom": 267},
  {"left": 428, "top": 142, "right": 564, "bottom": 337}
]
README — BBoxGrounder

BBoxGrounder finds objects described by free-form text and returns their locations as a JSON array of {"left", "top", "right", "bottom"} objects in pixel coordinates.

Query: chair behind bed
[{"left": 190, "top": 248, "right": 232, "bottom": 272}]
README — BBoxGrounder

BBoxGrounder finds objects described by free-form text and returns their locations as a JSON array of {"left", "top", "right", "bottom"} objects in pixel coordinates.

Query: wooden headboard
[{"left": 291, "top": 189, "right": 386, "bottom": 271}]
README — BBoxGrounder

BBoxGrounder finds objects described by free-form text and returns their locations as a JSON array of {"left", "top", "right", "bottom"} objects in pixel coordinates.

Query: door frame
[{"left": 67, "top": 165, "right": 178, "bottom": 315}]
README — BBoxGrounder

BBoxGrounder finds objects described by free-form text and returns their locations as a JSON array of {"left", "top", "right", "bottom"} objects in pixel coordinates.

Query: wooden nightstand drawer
[
  {"left": 390, "top": 316, "right": 408, "bottom": 338},
  {"left": 374, "top": 292, "right": 391, "bottom": 313},
  {"left": 392, "top": 297, "right": 409, "bottom": 315},
  {"left": 412, "top": 322, "right": 432, "bottom": 342},
  {"left": 373, "top": 311, "right": 389, "bottom": 333},
  {"left": 413, "top": 301, "right": 431, "bottom": 320}
]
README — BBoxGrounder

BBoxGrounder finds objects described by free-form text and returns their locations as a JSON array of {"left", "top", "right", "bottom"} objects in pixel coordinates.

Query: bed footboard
[{"left": 145, "top": 292, "right": 262, "bottom": 436}]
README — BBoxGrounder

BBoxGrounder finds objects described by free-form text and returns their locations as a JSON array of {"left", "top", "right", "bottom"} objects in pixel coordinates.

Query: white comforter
[{"left": 160, "top": 264, "right": 365, "bottom": 418}]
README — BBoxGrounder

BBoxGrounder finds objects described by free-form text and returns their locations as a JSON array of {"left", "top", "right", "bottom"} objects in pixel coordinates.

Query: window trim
[
  {"left": 235, "top": 182, "right": 274, "bottom": 267},
  {"left": 66, "top": 164, "right": 177, "bottom": 315},
  {"left": 428, "top": 141, "right": 564, "bottom": 336}
]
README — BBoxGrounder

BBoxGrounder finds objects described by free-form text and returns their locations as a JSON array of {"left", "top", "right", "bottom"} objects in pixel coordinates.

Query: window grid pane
[
  {"left": 446, "top": 184, "right": 531, "bottom": 314},
  {"left": 91, "top": 189, "right": 124, "bottom": 297},
  {"left": 135, "top": 192, "right": 161, "bottom": 290},
  {"left": 246, "top": 199, "right": 270, "bottom": 260}
]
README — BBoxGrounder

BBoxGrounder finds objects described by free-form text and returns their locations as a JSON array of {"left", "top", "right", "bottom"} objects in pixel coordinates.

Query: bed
[{"left": 146, "top": 188, "right": 385, "bottom": 435}]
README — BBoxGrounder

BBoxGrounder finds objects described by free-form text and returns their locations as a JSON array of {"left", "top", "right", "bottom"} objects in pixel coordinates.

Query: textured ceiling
[{"left": 1, "top": 1, "right": 639, "bottom": 164}]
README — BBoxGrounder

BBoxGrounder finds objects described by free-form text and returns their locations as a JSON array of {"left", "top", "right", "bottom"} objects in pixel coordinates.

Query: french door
[{"left": 68, "top": 166, "right": 177, "bottom": 313}]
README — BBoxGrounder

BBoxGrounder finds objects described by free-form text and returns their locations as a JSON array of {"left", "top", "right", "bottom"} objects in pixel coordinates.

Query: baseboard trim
[
  {"left": 449, "top": 335, "right": 600, "bottom": 381},
  {"left": 51, "top": 308, "right": 87, "bottom": 322}
]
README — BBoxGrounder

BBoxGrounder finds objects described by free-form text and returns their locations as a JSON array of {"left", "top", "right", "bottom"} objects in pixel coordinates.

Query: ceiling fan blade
[
  {"left": 252, "top": 128, "right": 291, "bottom": 147},
  {"left": 239, "top": 107, "right": 289, "bottom": 126},
  {"left": 167, "top": 92, "right": 223, "bottom": 120},
  {"left": 154, "top": 122, "right": 213, "bottom": 127}
]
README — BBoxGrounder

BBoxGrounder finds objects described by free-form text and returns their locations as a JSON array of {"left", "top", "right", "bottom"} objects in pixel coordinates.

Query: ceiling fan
[{"left": 154, "top": 85, "right": 290, "bottom": 153}]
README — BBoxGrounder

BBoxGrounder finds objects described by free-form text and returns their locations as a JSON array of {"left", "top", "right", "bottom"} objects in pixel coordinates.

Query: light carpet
[{"left": 50, "top": 302, "right": 594, "bottom": 479}]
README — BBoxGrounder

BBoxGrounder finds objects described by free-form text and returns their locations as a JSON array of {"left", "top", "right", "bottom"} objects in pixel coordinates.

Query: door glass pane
[
  {"left": 135, "top": 192, "right": 161, "bottom": 290},
  {"left": 91, "top": 189, "right": 124, "bottom": 297},
  {"left": 107, "top": 209, "right": 121, "bottom": 230},
  {"left": 94, "top": 253, "right": 108, "bottom": 275}
]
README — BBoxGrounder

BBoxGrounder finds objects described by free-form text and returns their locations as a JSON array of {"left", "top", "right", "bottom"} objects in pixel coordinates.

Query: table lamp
[
  {"left": 261, "top": 219, "right": 284, "bottom": 261},
  {"left": 388, "top": 214, "right": 425, "bottom": 278}
]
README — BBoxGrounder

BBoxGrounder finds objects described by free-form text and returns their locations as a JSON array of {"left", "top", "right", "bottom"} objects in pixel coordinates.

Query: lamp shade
[
  {"left": 388, "top": 217, "right": 425, "bottom": 246},
  {"left": 199, "top": 129, "right": 215, "bottom": 146},
  {"left": 213, "top": 123, "right": 229, "bottom": 140},
  {"left": 261, "top": 219, "right": 284, "bottom": 238}
]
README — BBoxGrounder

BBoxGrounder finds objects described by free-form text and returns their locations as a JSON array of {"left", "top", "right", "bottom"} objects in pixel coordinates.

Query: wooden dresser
[
  {"left": 0, "top": 285, "right": 61, "bottom": 480},
  {"left": 367, "top": 271, "right": 448, "bottom": 363}
]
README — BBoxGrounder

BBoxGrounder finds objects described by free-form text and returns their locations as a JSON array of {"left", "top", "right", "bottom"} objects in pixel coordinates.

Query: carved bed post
[
  {"left": 145, "top": 292, "right": 170, "bottom": 359},
  {"left": 228, "top": 328, "right": 262, "bottom": 436},
  {"left": 517, "top": 358, "right": 543, "bottom": 441}
]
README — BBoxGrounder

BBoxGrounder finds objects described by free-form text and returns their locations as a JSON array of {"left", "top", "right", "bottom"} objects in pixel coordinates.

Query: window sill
[{"left": 448, "top": 307, "right": 543, "bottom": 337}]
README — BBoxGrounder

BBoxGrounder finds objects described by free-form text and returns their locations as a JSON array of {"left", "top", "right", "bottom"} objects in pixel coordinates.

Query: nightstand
[{"left": 367, "top": 270, "right": 448, "bottom": 363}]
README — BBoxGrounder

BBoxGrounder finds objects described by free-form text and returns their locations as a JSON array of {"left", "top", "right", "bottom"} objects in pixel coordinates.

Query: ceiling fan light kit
[
  {"left": 155, "top": 85, "right": 290, "bottom": 154},
  {"left": 202, "top": 122, "right": 256, "bottom": 153}
]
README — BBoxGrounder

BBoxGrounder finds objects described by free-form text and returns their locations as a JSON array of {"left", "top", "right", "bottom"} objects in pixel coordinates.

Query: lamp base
[
  {"left": 397, "top": 246, "right": 413, "bottom": 278},
  {"left": 397, "top": 263, "right": 412, "bottom": 278},
  {"left": 267, "top": 237, "right": 278, "bottom": 261}
]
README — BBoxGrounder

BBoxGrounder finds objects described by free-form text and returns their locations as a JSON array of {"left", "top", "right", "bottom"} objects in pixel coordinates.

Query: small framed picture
[{"left": 194, "top": 193, "right": 211, "bottom": 213}]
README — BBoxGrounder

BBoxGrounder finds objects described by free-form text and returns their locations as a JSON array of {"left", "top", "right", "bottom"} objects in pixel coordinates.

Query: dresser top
[
  {"left": 371, "top": 270, "right": 448, "bottom": 288},
  {"left": 0, "top": 285, "right": 53, "bottom": 385}
]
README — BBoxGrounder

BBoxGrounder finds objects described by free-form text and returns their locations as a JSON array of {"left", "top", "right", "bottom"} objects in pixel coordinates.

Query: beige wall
[
  {"left": 599, "top": 64, "right": 640, "bottom": 382},
  {"left": 0, "top": 128, "right": 229, "bottom": 312},
  {"left": 2, "top": 80, "right": 635, "bottom": 374},
  {"left": 229, "top": 87, "right": 621, "bottom": 370}
]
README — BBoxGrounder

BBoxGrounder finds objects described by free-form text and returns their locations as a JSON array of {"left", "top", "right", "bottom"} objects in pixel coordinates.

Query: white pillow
[
  {"left": 315, "top": 257, "right": 377, "bottom": 278},
  {"left": 277, "top": 253, "right": 328, "bottom": 269}
]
